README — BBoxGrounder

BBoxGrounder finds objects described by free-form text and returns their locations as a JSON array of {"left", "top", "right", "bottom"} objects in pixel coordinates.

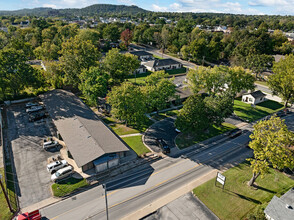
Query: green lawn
[
  {"left": 109, "top": 118, "right": 153, "bottom": 136},
  {"left": 102, "top": 116, "right": 118, "bottom": 125},
  {"left": 0, "top": 168, "right": 12, "bottom": 220},
  {"left": 51, "top": 178, "right": 88, "bottom": 197},
  {"left": 176, "top": 123, "right": 237, "bottom": 149},
  {"left": 151, "top": 110, "right": 179, "bottom": 121},
  {"left": 193, "top": 162, "right": 294, "bottom": 220},
  {"left": 234, "top": 100, "right": 284, "bottom": 122},
  {"left": 0, "top": 167, "right": 16, "bottom": 220},
  {"left": 153, "top": 54, "right": 164, "bottom": 59},
  {"left": 255, "top": 80, "right": 268, "bottom": 87},
  {"left": 110, "top": 124, "right": 142, "bottom": 135},
  {"left": 165, "top": 67, "right": 187, "bottom": 75},
  {"left": 122, "top": 135, "right": 151, "bottom": 156}
]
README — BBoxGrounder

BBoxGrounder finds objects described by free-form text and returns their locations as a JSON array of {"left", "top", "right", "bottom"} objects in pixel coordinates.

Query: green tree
[
  {"left": 268, "top": 54, "right": 294, "bottom": 107},
  {"left": 103, "top": 48, "right": 140, "bottom": 84},
  {"left": 44, "top": 61, "right": 64, "bottom": 89},
  {"left": 175, "top": 95, "right": 209, "bottom": 132},
  {"left": 79, "top": 66, "right": 109, "bottom": 106},
  {"left": 59, "top": 36, "right": 101, "bottom": 86},
  {"left": 0, "top": 48, "right": 39, "bottom": 97},
  {"left": 243, "top": 54, "right": 274, "bottom": 79},
  {"left": 248, "top": 116, "right": 294, "bottom": 186},
  {"left": 187, "top": 66, "right": 255, "bottom": 97},
  {"left": 107, "top": 82, "right": 147, "bottom": 126},
  {"left": 103, "top": 24, "right": 120, "bottom": 42},
  {"left": 143, "top": 71, "right": 176, "bottom": 113}
]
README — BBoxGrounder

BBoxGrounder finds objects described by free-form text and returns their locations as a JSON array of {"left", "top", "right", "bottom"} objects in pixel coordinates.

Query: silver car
[
  {"left": 26, "top": 105, "right": 44, "bottom": 113},
  {"left": 51, "top": 166, "right": 73, "bottom": 182}
]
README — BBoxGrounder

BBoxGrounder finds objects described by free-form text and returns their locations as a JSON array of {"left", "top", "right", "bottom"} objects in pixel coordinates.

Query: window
[{"left": 249, "top": 98, "right": 253, "bottom": 102}]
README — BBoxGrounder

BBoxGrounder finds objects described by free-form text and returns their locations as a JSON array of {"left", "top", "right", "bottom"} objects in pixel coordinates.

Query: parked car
[
  {"left": 29, "top": 111, "right": 46, "bottom": 122},
  {"left": 43, "top": 140, "right": 59, "bottom": 150},
  {"left": 156, "top": 138, "right": 171, "bottom": 154},
  {"left": 26, "top": 105, "right": 44, "bottom": 113},
  {"left": 51, "top": 166, "right": 73, "bottom": 182},
  {"left": 47, "top": 160, "right": 68, "bottom": 174},
  {"left": 25, "top": 102, "right": 39, "bottom": 108},
  {"left": 276, "top": 110, "right": 286, "bottom": 117}
]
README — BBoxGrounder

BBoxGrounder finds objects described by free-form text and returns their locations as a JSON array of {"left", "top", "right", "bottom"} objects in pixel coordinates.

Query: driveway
[
  {"left": 6, "top": 104, "right": 59, "bottom": 208},
  {"left": 143, "top": 117, "right": 178, "bottom": 153}
]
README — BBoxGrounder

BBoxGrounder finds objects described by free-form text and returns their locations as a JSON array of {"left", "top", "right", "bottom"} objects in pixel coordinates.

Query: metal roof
[{"left": 40, "top": 89, "right": 129, "bottom": 167}]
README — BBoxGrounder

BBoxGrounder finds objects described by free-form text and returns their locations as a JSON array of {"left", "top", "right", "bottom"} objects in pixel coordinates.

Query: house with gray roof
[
  {"left": 242, "top": 90, "right": 266, "bottom": 105},
  {"left": 129, "top": 50, "right": 153, "bottom": 61},
  {"left": 40, "top": 89, "right": 130, "bottom": 172},
  {"left": 264, "top": 188, "right": 294, "bottom": 220},
  {"left": 144, "top": 58, "right": 182, "bottom": 72}
]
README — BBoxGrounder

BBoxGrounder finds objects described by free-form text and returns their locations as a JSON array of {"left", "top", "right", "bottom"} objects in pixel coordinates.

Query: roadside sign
[{"left": 215, "top": 172, "right": 226, "bottom": 190}]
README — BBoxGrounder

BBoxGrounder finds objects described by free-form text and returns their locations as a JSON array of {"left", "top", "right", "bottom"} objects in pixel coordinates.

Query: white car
[
  {"left": 26, "top": 105, "right": 44, "bottom": 113},
  {"left": 43, "top": 140, "right": 59, "bottom": 150},
  {"left": 51, "top": 166, "right": 73, "bottom": 182},
  {"left": 47, "top": 160, "right": 68, "bottom": 174}
]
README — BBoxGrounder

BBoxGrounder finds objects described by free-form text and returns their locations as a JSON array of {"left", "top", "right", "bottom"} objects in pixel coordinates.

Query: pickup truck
[{"left": 16, "top": 210, "right": 41, "bottom": 220}]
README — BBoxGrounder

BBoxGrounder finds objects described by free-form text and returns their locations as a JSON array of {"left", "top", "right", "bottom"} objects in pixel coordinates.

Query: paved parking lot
[
  {"left": 143, "top": 117, "right": 179, "bottom": 154},
  {"left": 6, "top": 103, "right": 59, "bottom": 208}
]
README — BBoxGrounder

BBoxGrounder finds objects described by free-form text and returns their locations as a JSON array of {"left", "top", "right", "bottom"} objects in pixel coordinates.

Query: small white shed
[{"left": 242, "top": 90, "right": 266, "bottom": 105}]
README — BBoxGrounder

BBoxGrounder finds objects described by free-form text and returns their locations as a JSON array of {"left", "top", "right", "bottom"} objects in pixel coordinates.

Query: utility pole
[
  {"left": 102, "top": 183, "right": 109, "bottom": 220},
  {"left": 0, "top": 174, "right": 13, "bottom": 212}
]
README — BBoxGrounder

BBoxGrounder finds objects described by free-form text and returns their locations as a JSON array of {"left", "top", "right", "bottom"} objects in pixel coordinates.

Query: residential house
[
  {"left": 134, "top": 65, "right": 147, "bottom": 74},
  {"left": 264, "top": 188, "right": 294, "bottom": 220},
  {"left": 144, "top": 58, "right": 183, "bottom": 72},
  {"left": 242, "top": 90, "right": 266, "bottom": 105},
  {"left": 129, "top": 51, "right": 153, "bottom": 61}
]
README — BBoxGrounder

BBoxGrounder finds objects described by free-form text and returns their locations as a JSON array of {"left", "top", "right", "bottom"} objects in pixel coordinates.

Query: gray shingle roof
[
  {"left": 244, "top": 90, "right": 266, "bottom": 99},
  {"left": 144, "top": 58, "right": 181, "bottom": 68},
  {"left": 129, "top": 50, "right": 153, "bottom": 57},
  {"left": 40, "top": 89, "right": 129, "bottom": 167},
  {"left": 264, "top": 188, "right": 294, "bottom": 220}
]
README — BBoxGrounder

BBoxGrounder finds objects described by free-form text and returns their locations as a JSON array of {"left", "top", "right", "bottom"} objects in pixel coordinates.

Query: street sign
[{"left": 215, "top": 172, "right": 226, "bottom": 189}]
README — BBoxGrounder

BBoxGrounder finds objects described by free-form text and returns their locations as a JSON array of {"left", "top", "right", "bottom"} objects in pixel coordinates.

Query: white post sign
[{"left": 215, "top": 172, "right": 226, "bottom": 189}]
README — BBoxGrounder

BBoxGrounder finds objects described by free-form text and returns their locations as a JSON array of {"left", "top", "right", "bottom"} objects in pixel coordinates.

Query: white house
[
  {"left": 242, "top": 90, "right": 266, "bottom": 105},
  {"left": 134, "top": 65, "right": 147, "bottom": 74},
  {"left": 144, "top": 58, "right": 183, "bottom": 72}
]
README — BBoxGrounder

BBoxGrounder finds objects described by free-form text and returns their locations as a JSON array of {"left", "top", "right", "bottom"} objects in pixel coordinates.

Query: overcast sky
[{"left": 1, "top": 0, "right": 294, "bottom": 15}]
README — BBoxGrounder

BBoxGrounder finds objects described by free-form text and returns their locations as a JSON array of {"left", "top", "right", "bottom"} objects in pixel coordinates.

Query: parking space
[
  {"left": 143, "top": 117, "right": 179, "bottom": 153},
  {"left": 6, "top": 103, "right": 59, "bottom": 208}
]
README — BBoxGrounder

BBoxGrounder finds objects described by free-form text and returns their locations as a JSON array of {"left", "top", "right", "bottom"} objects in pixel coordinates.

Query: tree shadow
[{"left": 222, "top": 187, "right": 262, "bottom": 205}]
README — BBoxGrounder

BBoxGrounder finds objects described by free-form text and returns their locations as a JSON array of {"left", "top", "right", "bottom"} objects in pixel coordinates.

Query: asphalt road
[
  {"left": 40, "top": 126, "right": 253, "bottom": 220},
  {"left": 130, "top": 44, "right": 197, "bottom": 70},
  {"left": 6, "top": 104, "right": 58, "bottom": 208}
]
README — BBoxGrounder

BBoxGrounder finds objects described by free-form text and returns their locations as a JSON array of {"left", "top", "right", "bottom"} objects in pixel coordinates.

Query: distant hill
[{"left": 0, "top": 4, "right": 149, "bottom": 16}]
